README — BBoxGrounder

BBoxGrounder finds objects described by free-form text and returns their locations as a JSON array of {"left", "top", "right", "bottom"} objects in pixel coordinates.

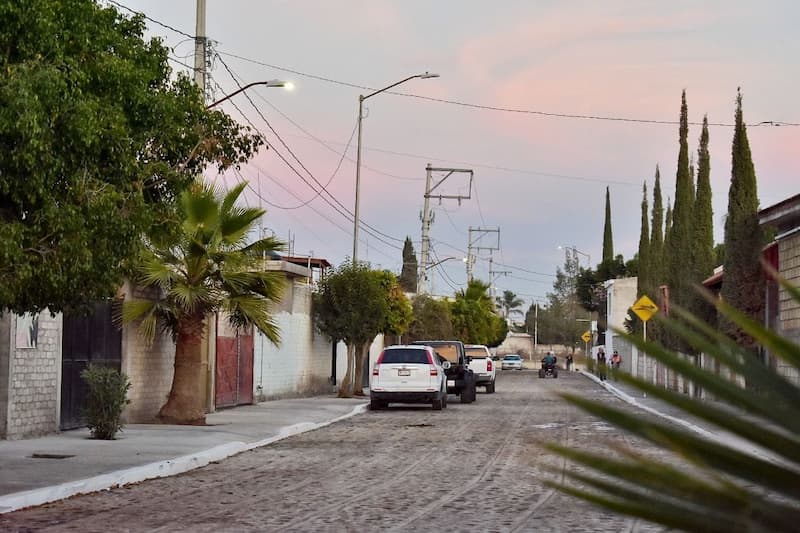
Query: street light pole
[
  {"left": 352, "top": 72, "right": 439, "bottom": 264},
  {"left": 206, "top": 80, "right": 293, "bottom": 109}
]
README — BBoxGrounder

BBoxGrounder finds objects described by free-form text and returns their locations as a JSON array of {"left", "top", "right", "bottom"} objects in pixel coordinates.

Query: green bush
[{"left": 81, "top": 365, "right": 131, "bottom": 440}]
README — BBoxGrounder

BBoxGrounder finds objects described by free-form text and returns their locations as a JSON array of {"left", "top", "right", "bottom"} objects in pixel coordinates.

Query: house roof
[
  {"left": 282, "top": 256, "right": 332, "bottom": 269},
  {"left": 759, "top": 192, "right": 800, "bottom": 232}
]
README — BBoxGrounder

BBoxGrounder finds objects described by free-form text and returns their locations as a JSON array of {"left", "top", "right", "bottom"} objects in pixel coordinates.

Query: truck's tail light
[{"left": 487, "top": 359, "right": 493, "bottom": 371}]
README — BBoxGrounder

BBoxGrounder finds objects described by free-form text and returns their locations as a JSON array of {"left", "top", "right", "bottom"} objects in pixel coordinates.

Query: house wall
[
  {"left": 0, "top": 312, "right": 62, "bottom": 439},
  {"left": 119, "top": 283, "right": 176, "bottom": 423},
  {"left": 254, "top": 281, "right": 339, "bottom": 400},
  {"left": 777, "top": 232, "right": 800, "bottom": 384},
  {"left": 604, "top": 277, "right": 638, "bottom": 358}
]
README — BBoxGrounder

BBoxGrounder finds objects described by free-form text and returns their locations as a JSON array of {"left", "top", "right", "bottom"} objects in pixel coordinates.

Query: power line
[
  {"left": 218, "top": 50, "right": 799, "bottom": 128},
  {"left": 211, "top": 71, "right": 403, "bottom": 255},
  {"left": 106, "top": 0, "right": 194, "bottom": 39},
  {"left": 215, "top": 56, "right": 405, "bottom": 246}
]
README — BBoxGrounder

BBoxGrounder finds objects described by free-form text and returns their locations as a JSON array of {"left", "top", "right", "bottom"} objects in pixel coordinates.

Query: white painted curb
[{"left": 0, "top": 402, "right": 368, "bottom": 514}]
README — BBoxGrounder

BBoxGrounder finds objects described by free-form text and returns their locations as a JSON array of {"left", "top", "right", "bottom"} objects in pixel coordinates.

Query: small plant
[{"left": 81, "top": 365, "right": 131, "bottom": 440}]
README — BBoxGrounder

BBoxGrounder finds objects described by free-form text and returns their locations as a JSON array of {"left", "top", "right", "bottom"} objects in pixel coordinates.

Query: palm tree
[
  {"left": 122, "top": 181, "right": 285, "bottom": 425},
  {"left": 497, "top": 289, "right": 524, "bottom": 318},
  {"left": 548, "top": 279, "right": 800, "bottom": 531}
]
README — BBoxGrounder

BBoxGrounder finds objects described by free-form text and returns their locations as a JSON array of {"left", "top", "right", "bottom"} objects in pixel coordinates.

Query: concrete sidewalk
[
  {"left": 0, "top": 396, "right": 368, "bottom": 514},
  {"left": 579, "top": 369, "right": 779, "bottom": 464}
]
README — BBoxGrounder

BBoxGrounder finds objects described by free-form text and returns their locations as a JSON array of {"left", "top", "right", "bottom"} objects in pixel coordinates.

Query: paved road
[{"left": 1, "top": 370, "right": 669, "bottom": 532}]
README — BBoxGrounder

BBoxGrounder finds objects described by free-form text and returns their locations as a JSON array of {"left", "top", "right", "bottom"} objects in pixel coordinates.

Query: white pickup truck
[{"left": 465, "top": 344, "right": 496, "bottom": 393}]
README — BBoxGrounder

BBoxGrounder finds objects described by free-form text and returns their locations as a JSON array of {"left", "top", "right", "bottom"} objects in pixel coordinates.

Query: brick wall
[{"left": 0, "top": 312, "right": 61, "bottom": 439}]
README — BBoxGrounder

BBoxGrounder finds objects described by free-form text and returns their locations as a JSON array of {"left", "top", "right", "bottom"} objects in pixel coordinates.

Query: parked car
[
  {"left": 501, "top": 354, "right": 523, "bottom": 370},
  {"left": 465, "top": 344, "right": 496, "bottom": 393},
  {"left": 370, "top": 345, "right": 448, "bottom": 410},
  {"left": 411, "top": 340, "right": 477, "bottom": 403}
]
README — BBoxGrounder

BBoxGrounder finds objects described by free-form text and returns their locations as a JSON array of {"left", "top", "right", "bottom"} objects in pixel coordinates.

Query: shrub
[
  {"left": 549, "top": 279, "right": 800, "bottom": 532},
  {"left": 81, "top": 365, "right": 131, "bottom": 440}
]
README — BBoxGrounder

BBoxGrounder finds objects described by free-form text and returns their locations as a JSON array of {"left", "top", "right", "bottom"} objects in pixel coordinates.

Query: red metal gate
[{"left": 215, "top": 328, "right": 254, "bottom": 408}]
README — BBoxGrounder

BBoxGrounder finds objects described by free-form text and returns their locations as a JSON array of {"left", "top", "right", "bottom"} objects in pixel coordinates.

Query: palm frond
[
  {"left": 223, "top": 294, "right": 281, "bottom": 344},
  {"left": 549, "top": 271, "right": 800, "bottom": 532}
]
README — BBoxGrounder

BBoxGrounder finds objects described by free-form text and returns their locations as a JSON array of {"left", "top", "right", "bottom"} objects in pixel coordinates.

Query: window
[{"left": 381, "top": 349, "right": 431, "bottom": 364}]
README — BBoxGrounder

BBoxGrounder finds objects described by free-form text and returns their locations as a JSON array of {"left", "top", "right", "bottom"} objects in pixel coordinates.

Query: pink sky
[{"left": 126, "top": 0, "right": 799, "bottom": 306}]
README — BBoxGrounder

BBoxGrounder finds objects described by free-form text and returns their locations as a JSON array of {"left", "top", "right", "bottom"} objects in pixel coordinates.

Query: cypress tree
[
  {"left": 602, "top": 186, "right": 614, "bottom": 262},
  {"left": 398, "top": 237, "right": 418, "bottom": 293},
  {"left": 633, "top": 181, "right": 650, "bottom": 338},
  {"left": 664, "top": 200, "right": 673, "bottom": 259},
  {"left": 721, "top": 91, "right": 763, "bottom": 351},
  {"left": 649, "top": 165, "right": 664, "bottom": 298},
  {"left": 666, "top": 91, "right": 696, "bottom": 349},
  {"left": 692, "top": 116, "right": 716, "bottom": 325}
]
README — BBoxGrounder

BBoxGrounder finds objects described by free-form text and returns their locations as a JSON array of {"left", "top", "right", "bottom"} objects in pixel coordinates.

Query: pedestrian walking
[
  {"left": 611, "top": 350, "right": 621, "bottom": 380},
  {"left": 566, "top": 353, "right": 574, "bottom": 371},
  {"left": 596, "top": 348, "right": 607, "bottom": 381}
]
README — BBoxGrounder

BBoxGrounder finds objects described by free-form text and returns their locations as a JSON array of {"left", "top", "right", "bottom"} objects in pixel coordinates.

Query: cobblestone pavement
[{"left": 1, "top": 371, "right": 673, "bottom": 532}]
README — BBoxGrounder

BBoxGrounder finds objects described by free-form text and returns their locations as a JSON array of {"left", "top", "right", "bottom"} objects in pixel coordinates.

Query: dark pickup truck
[{"left": 411, "top": 340, "right": 477, "bottom": 403}]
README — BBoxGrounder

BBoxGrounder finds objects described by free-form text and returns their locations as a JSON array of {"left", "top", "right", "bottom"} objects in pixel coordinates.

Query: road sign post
[{"left": 631, "top": 295, "right": 659, "bottom": 342}]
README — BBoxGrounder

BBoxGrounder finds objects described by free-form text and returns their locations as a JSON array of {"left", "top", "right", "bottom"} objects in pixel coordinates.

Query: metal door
[{"left": 60, "top": 301, "right": 122, "bottom": 430}]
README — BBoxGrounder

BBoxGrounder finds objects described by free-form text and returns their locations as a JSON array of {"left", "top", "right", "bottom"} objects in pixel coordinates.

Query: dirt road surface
[{"left": 1, "top": 370, "right": 672, "bottom": 532}]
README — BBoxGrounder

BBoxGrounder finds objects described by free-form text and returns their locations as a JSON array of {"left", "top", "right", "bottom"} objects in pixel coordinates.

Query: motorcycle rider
[{"left": 542, "top": 351, "right": 557, "bottom": 370}]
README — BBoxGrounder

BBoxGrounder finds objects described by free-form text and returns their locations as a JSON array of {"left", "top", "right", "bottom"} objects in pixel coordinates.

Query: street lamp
[
  {"left": 206, "top": 79, "right": 293, "bottom": 109},
  {"left": 423, "top": 256, "right": 465, "bottom": 295},
  {"left": 352, "top": 72, "right": 440, "bottom": 264}
]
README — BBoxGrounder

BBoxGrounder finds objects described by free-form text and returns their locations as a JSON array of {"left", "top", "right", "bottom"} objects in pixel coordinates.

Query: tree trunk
[
  {"left": 159, "top": 313, "right": 207, "bottom": 425},
  {"left": 352, "top": 343, "right": 369, "bottom": 396},
  {"left": 338, "top": 343, "right": 355, "bottom": 398}
]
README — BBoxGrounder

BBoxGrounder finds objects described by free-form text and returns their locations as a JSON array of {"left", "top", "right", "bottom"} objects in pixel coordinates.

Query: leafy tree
[
  {"left": 352, "top": 270, "right": 412, "bottom": 392},
  {"left": 545, "top": 250, "right": 585, "bottom": 347},
  {"left": 549, "top": 280, "right": 800, "bottom": 532},
  {"left": 0, "top": 0, "right": 261, "bottom": 314},
  {"left": 721, "top": 91, "right": 764, "bottom": 351},
  {"left": 407, "top": 295, "right": 454, "bottom": 342},
  {"left": 398, "top": 237, "right": 418, "bottom": 293},
  {"left": 450, "top": 280, "right": 505, "bottom": 345},
  {"left": 122, "top": 182, "right": 285, "bottom": 424},
  {"left": 313, "top": 262, "right": 387, "bottom": 397},
  {"left": 665, "top": 91, "right": 696, "bottom": 352},
  {"left": 602, "top": 186, "right": 614, "bottom": 261},
  {"left": 713, "top": 243, "right": 726, "bottom": 266},
  {"left": 691, "top": 116, "right": 716, "bottom": 327},
  {"left": 497, "top": 290, "right": 524, "bottom": 318}
]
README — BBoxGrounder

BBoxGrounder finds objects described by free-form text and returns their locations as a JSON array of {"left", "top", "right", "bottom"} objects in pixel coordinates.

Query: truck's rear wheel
[{"left": 486, "top": 380, "right": 495, "bottom": 393}]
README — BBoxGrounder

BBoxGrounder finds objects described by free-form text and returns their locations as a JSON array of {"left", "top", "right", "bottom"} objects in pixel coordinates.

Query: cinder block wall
[
  {"left": 0, "top": 312, "right": 62, "bottom": 439},
  {"left": 120, "top": 284, "right": 175, "bottom": 423},
  {"left": 254, "top": 281, "right": 339, "bottom": 400}
]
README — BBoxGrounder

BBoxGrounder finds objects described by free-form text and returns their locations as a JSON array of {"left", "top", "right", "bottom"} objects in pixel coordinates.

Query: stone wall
[{"left": 0, "top": 312, "right": 62, "bottom": 439}]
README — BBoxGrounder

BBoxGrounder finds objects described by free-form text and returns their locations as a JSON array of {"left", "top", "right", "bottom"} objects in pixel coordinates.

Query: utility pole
[
  {"left": 467, "top": 227, "right": 500, "bottom": 283},
  {"left": 193, "top": 0, "right": 207, "bottom": 99},
  {"left": 487, "top": 255, "right": 510, "bottom": 302},
  {"left": 418, "top": 164, "right": 473, "bottom": 294}
]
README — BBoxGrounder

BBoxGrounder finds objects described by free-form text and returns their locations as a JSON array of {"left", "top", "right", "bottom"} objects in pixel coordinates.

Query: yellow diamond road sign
[
  {"left": 632, "top": 295, "right": 659, "bottom": 322},
  {"left": 581, "top": 331, "right": 592, "bottom": 343}
]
